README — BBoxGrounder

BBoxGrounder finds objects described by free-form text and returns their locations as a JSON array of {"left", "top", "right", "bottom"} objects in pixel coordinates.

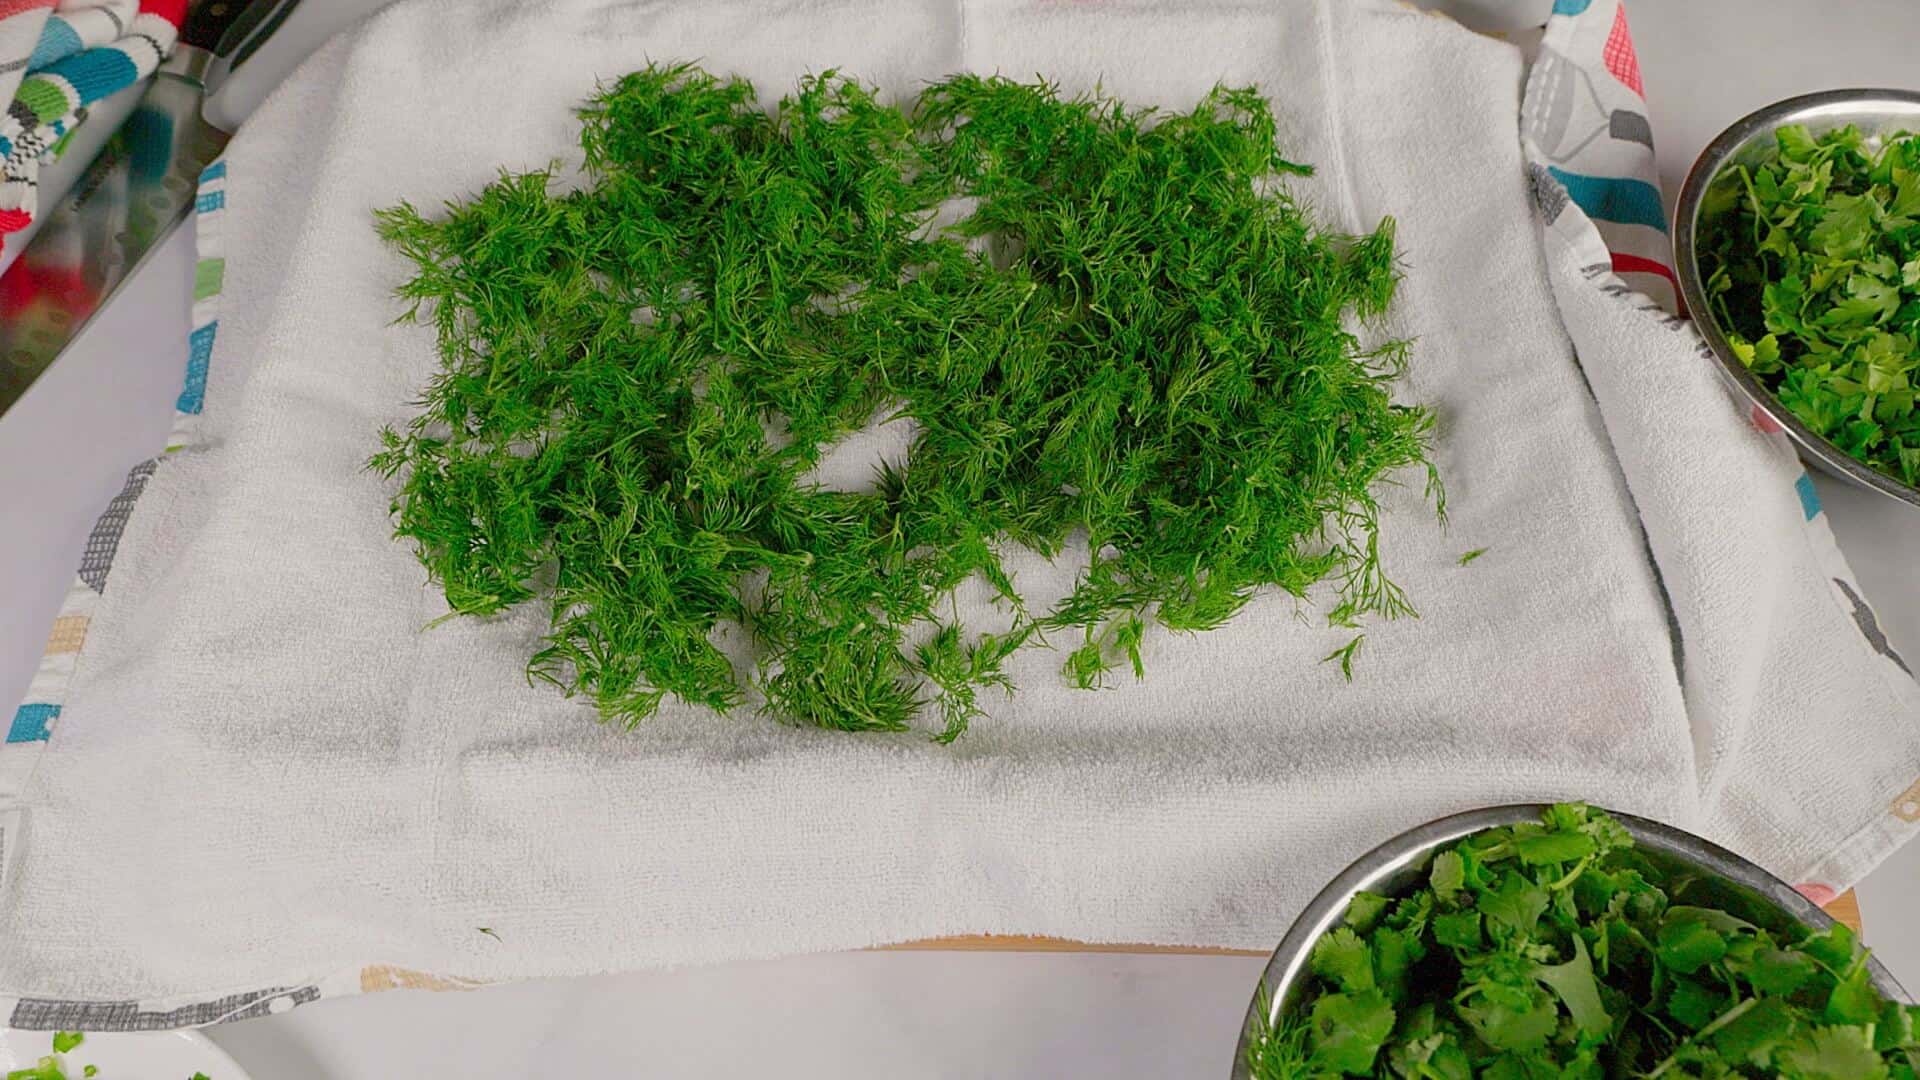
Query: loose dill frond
[
  {"left": 1320, "top": 634, "right": 1365, "bottom": 682},
  {"left": 1458, "top": 547, "right": 1488, "bottom": 566},
  {"left": 1243, "top": 986, "right": 1313, "bottom": 1080},
  {"left": 374, "top": 64, "right": 1437, "bottom": 740}
]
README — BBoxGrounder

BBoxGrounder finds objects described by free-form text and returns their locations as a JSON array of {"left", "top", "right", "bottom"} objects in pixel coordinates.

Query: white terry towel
[{"left": 0, "top": 0, "right": 1912, "bottom": 1017}]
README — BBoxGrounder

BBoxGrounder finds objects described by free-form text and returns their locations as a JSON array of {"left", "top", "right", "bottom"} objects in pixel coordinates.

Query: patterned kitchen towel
[
  {"left": 0, "top": 0, "right": 1912, "bottom": 1029},
  {"left": 1520, "top": 0, "right": 1920, "bottom": 901},
  {"left": 30, "top": 2, "right": 141, "bottom": 72},
  {"left": 0, "top": 0, "right": 182, "bottom": 232},
  {"left": 0, "top": 2, "right": 56, "bottom": 126}
]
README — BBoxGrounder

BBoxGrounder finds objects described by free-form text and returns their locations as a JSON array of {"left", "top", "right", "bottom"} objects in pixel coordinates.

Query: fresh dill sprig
[
  {"left": 1458, "top": 547, "right": 1488, "bottom": 566},
  {"left": 373, "top": 64, "right": 1437, "bottom": 740},
  {"left": 1320, "top": 634, "right": 1365, "bottom": 682}
]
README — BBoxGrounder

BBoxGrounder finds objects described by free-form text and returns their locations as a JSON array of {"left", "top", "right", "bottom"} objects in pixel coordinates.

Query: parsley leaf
[{"left": 1810, "top": 193, "right": 1878, "bottom": 257}]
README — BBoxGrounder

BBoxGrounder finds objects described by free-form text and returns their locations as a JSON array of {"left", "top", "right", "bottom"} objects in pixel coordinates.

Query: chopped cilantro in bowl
[
  {"left": 1239, "top": 804, "right": 1916, "bottom": 1079},
  {"left": 1696, "top": 121, "right": 1920, "bottom": 492}
]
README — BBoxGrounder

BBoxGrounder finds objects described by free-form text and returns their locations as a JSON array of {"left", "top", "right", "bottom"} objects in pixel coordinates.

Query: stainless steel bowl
[
  {"left": 1672, "top": 88, "right": 1920, "bottom": 508},
  {"left": 1230, "top": 804, "right": 1908, "bottom": 1079}
]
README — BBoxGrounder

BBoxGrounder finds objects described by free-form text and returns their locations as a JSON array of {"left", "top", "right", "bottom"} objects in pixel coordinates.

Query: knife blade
[{"left": 0, "top": 0, "right": 303, "bottom": 415}]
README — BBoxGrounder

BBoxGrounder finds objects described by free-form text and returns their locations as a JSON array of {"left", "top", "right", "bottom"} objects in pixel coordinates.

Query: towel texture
[{"left": 0, "top": 0, "right": 1912, "bottom": 1023}]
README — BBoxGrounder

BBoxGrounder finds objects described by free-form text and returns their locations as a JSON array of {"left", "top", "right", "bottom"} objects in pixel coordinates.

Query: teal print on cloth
[{"left": 7, "top": 704, "right": 57, "bottom": 743}]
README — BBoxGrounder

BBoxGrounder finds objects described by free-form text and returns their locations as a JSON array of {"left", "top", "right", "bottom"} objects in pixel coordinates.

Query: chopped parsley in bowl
[{"left": 1697, "top": 121, "right": 1920, "bottom": 493}]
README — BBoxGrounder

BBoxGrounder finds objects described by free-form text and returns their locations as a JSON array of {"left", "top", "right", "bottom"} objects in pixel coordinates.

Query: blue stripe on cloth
[
  {"left": 8, "top": 704, "right": 58, "bottom": 744},
  {"left": 177, "top": 321, "right": 215, "bottom": 414},
  {"left": 195, "top": 189, "right": 224, "bottom": 213},
  {"left": 28, "top": 19, "right": 82, "bottom": 73},
  {"left": 200, "top": 160, "right": 226, "bottom": 183},
  {"left": 1551, "top": 0, "right": 1593, "bottom": 12},
  {"left": 1545, "top": 167, "right": 1668, "bottom": 233},
  {"left": 48, "top": 45, "right": 138, "bottom": 106},
  {"left": 1795, "top": 472, "right": 1821, "bottom": 520}
]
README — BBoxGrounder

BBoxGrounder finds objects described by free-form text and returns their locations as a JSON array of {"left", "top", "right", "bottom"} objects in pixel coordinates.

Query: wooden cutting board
[{"left": 887, "top": 890, "right": 1862, "bottom": 955}]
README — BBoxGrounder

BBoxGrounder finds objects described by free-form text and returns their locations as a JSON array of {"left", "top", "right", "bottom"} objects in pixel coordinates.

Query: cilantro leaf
[
  {"left": 1746, "top": 946, "right": 1816, "bottom": 995},
  {"left": 1308, "top": 990, "right": 1395, "bottom": 1075},
  {"left": 1430, "top": 850, "right": 1465, "bottom": 901},
  {"left": 1480, "top": 1052, "right": 1561, "bottom": 1080},
  {"left": 1310, "top": 927, "right": 1375, "bottom": 993},
  {"left": 1781, "top": 1025, "right": 1892, "bottom": 1080},
  {"left": 1457, "top": 982, "right": 1559, "bottom": 1052},
  {"left": 1388, "top": 1029, "right": 1473, "bottom": 1080},
  {"left": 1800, "top": 924, "right": 1862, "bottom": 972},
  {"left": 1433, "top": 910, "right": 1482, "bottom": 950},
  {"left": 1344, "top": 891, "right": 1389, "bottom": 934},
  {"left": 1657, "top": 912, "right": 1729, "bottom": 974},
  {"left": 1715, "top": 996, "right": 1797, "bottom": 1068},
  {"left": 1669, "top": 977, "right": 1728, "bottom": 1029},
  {"left": 1513, "top": 829, "right": 1595, "bottom": 866},
  {"left": 1530, "top": 933, "right": 1612, "bottom": 1037},
  {"left": 1372, "top": 927, "right": 1423, "bottom": 1004},
  {"left": 1481, "top": 872, "right": 1549, "bottom": 940},
  {"left": 1828, "top": 963, "right": 1882, "bottom": 1025},
  {"left": 1875, "top": 1000, "right": 1916, "bottom": 1053}
]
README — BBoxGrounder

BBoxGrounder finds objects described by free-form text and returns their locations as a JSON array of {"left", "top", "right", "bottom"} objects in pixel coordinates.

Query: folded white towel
[{"left": 0, "top": 0, "right": 1910, "bottom": 1020}]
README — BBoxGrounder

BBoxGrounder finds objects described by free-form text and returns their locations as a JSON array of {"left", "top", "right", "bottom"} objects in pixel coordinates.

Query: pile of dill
[{"left": 372, "top": 64, "right": 1436, "bottom": 741}]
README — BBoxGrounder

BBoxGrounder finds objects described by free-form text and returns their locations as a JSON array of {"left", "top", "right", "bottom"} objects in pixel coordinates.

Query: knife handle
[
  {"left": 179, "top": 0, "right": 271, "bottom": 53},
  {"left": 218, "top": 0, "right": 302, "bottom": 70}
]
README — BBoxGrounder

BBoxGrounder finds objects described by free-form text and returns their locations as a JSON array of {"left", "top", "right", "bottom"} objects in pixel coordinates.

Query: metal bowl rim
[
  {"left": 1671, "top": 88, "right": 1920, "bottom": 509},
  {"left": 1229, "top": 802, "right": 1908, "bottom": 1078}
]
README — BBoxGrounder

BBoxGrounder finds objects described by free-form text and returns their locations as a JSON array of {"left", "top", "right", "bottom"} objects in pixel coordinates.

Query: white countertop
[{"left": 0, "top": 2, "right": 1913, "bottom": 1075}]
